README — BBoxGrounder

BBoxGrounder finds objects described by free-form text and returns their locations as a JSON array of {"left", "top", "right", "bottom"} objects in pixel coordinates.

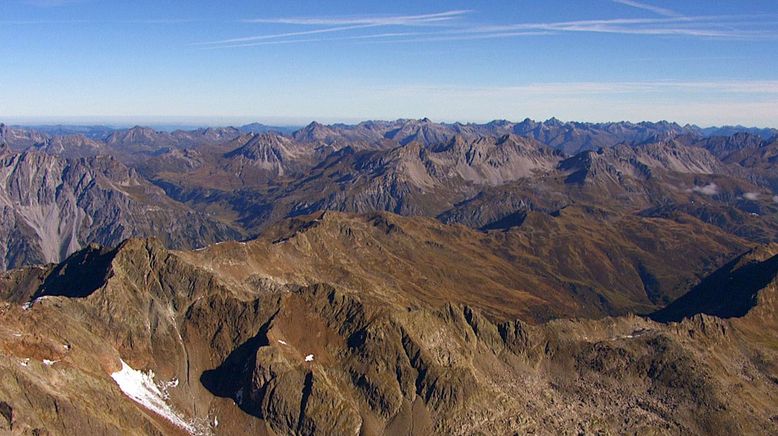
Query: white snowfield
[
  {"left": 111, "top": 359, "right": 200, "bottom": 434},
  {"left": 305, "top": 354, "right": 314, "bottom": 362}
]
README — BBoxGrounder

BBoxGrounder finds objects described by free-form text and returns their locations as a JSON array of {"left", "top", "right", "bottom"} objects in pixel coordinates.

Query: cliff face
[{"left": 0, "top": 150, "right": 241, "bottom": 270}]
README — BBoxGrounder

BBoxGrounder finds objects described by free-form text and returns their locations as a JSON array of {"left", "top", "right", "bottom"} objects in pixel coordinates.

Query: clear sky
[{"left": 1, "top": 0, "right": 777, "bottom": 127}]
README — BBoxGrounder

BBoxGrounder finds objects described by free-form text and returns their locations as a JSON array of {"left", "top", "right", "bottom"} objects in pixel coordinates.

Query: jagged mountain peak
[
  {"left": 292, "top": 121, "right": 341, "bottom": 144},
  {"left": 225, "top": 132, "right": 292, "bottom": 157}
]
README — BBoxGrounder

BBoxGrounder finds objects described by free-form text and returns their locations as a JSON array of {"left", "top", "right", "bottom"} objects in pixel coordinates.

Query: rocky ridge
[{"left": 0, "top": 216, "right": 775, "bottom": 434}]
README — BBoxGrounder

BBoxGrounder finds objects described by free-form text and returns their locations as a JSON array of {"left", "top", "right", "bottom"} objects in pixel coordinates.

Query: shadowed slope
[{"left": 651, "top": 244, "right": 778, "bottom": 322}]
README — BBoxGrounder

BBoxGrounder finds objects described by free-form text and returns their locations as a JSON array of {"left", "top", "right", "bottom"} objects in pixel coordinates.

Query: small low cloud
[
  {"left": 691, "top": 183, "right": 719, "bottom": 196},
  {"left": 743, "top": 192, "right": 760, "bottom": 200},
  {"left": 773, "top": 195, "right": 778, "bottom": 203}
]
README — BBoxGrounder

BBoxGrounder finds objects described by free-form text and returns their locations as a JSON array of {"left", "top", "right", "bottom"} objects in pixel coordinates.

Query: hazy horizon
[{"left": 2, "top": 0, "right": 777, "bottom": 126}]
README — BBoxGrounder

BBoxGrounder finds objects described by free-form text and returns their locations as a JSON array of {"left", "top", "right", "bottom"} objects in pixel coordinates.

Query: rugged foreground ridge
[{"left": 0, "top": 212, "right": 776, "bottom": 435}]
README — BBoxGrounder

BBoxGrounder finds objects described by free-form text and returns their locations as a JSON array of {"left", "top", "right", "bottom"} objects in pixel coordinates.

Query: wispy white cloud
[
  {"left": 199, "top": 10, "right": 470, "bottom": 46},
  {"left": 202, "top": 31, "right": 428, "bottom": 49},
  {"left": 197, "top": 24, "right": 378, "bottom": 45},
  {"left": 466, "top": 15, "right": 778, "bottom": 40},
  {"left": 200, "top": 12, "right": 778, "bottom": 49},
  {"left": 206, "top": 31, "right": 557, "bottom": 49},
  {"left": 242, "top": 10, "right": 470, "bottom": 26},
  {"left": 743, "top": 192, "right": 760, "bottom": 200},
  {"left": 612, "top": 0, "right": 680, "bottom": 17}
]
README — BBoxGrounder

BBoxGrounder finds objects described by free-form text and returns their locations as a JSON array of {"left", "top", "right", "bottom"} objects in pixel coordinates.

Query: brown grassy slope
[{"left": 176, "top": 210, "right": 745, "bottom": 322}]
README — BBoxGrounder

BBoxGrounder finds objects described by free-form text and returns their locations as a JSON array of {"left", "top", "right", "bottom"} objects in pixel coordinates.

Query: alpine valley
[{"left": 1, "top": 118, "right": 777, "bottom": 435}]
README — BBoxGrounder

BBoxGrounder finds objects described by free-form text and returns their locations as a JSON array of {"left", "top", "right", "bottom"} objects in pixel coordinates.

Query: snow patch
[
  {"left": 773, "top": 195, "right": 778, "bottom": 203},
  {"left": 111, "top": 359, "right": 200, "bottom": 434},
  {"left": 42, "top": 359, "right": 58, "bottom": 366},
  {"left": 277, "top": 339, "right": 288, "bottom": 345},
  {"left": 160, "top": 377, "right": 179, "bottom": 392},
  {"left": 305, "top": 354, "right": 314, "bottom": 362},
  {"left": 19, "top": 358, "right": 29, "bottom": 367},
  {"left": 743, "top": 192, "right": 760, "bottom": 200},
  {"left": 22, "top": 296, "right": 52, "bottom": 311}
]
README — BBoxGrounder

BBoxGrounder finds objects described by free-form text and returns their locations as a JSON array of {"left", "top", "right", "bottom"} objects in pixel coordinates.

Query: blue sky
[{"left": 1, "top": 0, "right": 777, "bottom": 127}]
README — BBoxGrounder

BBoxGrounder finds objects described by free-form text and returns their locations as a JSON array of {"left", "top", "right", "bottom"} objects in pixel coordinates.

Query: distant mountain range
[
  {"left": 1, "top": 117, "right": 777, "bottom": 270},
  {"left": 5, "top": 118, "right": 776, "bottom": 153}
]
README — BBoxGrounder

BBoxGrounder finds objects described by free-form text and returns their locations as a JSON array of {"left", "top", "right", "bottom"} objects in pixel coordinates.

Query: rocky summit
[{"left": 0, "top": 119, "right": 776, "bottom": 435}]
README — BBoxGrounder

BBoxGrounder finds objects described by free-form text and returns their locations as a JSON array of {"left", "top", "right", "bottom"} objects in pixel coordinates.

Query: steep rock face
[
  {"left": 222, "top": 133, "right": 309, "bottom": 178},
  {"left": 0, "top": 150, "right": 241, "bottom": 270},
  {"left": 382, "top": 118, "right": 471, "bottom": 146},
  {"left": 627, "top": 140, "right": 724, "bottom": 174},
  {"left": 693, "top": 132, "right": 766, "bottom": 162},
  {"left": 278, "top": 135, "right": 560, "bottom": 219},
  {"left": 559, "top": 140, "right": 724, "bottom": 186},
  {"left": 104, "top": 126, "right": 178, "bottom": 155},
  {"left": 426, "top": 134, "right": 561, "bottom": 185},
  {"left": 28, "top": 134, "right": 107, "bottom": 158},
  {"left": 0, "top": 125, "right": 48, "bottom": 150}
]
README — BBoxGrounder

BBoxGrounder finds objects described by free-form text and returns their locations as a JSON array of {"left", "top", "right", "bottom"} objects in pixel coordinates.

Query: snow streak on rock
[{"left": 110, "top": 359, "right": 199, "bottom": 434}]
